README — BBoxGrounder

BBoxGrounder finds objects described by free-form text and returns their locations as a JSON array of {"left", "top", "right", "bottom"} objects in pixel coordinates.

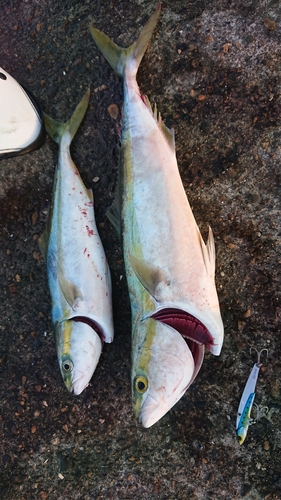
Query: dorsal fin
[{"left": 197, "top": 225, "right": 216, "bottom": 279}]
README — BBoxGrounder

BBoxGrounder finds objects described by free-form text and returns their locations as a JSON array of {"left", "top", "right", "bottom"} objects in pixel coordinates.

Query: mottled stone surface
[{"left": 0, "top": 1, "right": 280, "bottom": 499}]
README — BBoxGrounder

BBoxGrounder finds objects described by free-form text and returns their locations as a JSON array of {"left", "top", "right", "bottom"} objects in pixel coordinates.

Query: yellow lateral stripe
[{"left": 61, "top": 320, "right": 72, "bottom": 356}]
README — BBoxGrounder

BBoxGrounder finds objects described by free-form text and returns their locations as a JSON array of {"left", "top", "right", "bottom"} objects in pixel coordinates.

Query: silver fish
[
  {"left": 39, "top": 90, "right": 114, "bottom": 395},
  {"left": 90, "top": 4, "right": 223, "bottom": 426}
]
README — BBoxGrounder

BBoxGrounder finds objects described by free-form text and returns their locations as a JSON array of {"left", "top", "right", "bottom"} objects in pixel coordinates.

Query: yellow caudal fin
[
  {"left": 44, "top": 88, "right": 90, "bottom": 145},
  {"left": 89, "top": 3, "right": 161, "bottom": 78}
]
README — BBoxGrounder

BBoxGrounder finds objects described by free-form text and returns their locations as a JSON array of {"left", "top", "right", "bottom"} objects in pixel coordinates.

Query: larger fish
[
  {"left": 39, "top": 90, "right": 114, "bottom": 395},
  {"left": 90, "top": 4, "right": 223, "bottom": 427}
]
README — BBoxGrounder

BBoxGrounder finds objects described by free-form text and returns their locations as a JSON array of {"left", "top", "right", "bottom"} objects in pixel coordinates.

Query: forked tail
[
  {"left": 89, "top": 3, "right": 161, "bottom": 79},
  {"left": 44, "top": 88, "right": 90, "bottom": 146}
]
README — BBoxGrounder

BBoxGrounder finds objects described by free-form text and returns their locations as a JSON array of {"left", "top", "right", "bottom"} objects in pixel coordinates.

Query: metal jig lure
[{"left": 236, "top": 347, "right": 268, "bottom": 444}]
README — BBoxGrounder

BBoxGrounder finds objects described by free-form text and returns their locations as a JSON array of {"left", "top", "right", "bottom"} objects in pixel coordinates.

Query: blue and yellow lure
[{"left": 236, "top": 348, "right": 268, "bottom": 444}]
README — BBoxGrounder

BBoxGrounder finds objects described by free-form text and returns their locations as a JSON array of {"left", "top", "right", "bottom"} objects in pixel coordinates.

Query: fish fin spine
[{"left": 140, "top": 95, "right": 175, "bottom": 151}]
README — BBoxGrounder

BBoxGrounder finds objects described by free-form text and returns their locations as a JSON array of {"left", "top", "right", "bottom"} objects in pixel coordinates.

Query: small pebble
[
  {"left": 263, "top": 18, "right": 276, "bottom": 31},
  {"left": 264, "top": 441, "right": 270, "bottom": 451},
  {"left": 107, "top": 103, "right": 119, "bottom": 120}
]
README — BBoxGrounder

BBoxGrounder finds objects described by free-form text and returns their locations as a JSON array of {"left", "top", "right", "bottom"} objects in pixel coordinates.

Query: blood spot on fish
[
  {"left": 84, "top": 248, "right": 87, "bottom": 254},
  {"left": 151, "top": 308, "right": 214, "bottom": 348},
  {"left": 78, "top": 205, "right": 87, "bottom": 217},
  {"left": 86, "top": 225, "right": 94, "bottom": 237}
]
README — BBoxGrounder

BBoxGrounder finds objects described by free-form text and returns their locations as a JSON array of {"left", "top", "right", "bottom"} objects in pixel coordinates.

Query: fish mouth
[
  {"left": 70, "top": 316, "right": 105, "bottom": 345},
  {"left": 151, "top": 308, "right": 213, "bottom": 351}
]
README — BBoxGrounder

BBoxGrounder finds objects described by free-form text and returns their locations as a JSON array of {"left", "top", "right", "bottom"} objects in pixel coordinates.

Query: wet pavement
[{"left": 0, "top": 1, "right": 280, "bottom": 499}]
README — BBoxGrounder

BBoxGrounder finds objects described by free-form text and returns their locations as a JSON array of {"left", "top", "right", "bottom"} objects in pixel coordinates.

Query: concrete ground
[{"left": 0, "top": 1, "right": 280, "bottom": 498}]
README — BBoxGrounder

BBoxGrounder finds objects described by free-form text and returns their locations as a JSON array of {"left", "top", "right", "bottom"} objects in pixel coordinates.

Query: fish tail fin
[
  {"left": 89, "top": 3, "right": 161, "bottom": 78},
  {"left": 44, "top": 88, "right": 90, "bottom": 145}
]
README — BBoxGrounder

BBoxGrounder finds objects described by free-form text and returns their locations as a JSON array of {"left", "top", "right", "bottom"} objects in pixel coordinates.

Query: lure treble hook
[{"left": 250, "top": 347, "right": 268, "bottom": 367}]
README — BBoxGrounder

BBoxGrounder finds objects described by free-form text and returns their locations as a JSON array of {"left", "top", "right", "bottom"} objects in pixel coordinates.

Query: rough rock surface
[{"left": 0, "top": 1, "right": 280, "bottom": 499}]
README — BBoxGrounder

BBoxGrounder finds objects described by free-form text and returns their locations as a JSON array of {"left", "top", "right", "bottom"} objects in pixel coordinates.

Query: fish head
[
  {"left": 132, "top": 318, "right": 204, "bottom": 428},
  {"left": 55, "top": 319, "right": 103, "bottom": 395}
]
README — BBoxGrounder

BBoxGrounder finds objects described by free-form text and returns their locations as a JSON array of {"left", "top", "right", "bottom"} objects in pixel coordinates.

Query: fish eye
[
  {"left": 135, "top": 376, "right": 148, "bottom": 393},
  {"left": 62, "top": 359, "right": 73, "bottom": 373}
]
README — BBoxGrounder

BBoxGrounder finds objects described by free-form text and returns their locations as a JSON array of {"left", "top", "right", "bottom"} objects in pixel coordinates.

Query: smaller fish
[
  {"left": 236, "top": 347, "right": 268, "bottom": 444},
  {"left": 39, "top": 90, "right": 114, "bottom": 395}
]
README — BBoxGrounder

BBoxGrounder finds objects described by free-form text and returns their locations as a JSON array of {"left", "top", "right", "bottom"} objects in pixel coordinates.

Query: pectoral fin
[
  {"left": 129, "top": 254, "right": 170, "bottom": 300},
  {"left": 58, "top": 274, "right": 83, "bottom": 309}
]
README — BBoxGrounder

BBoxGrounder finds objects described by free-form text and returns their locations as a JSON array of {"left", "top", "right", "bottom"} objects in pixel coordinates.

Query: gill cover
[{"left": 0, "top": 67, "right": 45, "bottom": 160}]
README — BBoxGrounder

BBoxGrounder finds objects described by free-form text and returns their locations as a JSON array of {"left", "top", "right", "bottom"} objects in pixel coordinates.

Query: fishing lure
[{"left": 236, "top": 347, "right": 268, "bottom": 444}]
